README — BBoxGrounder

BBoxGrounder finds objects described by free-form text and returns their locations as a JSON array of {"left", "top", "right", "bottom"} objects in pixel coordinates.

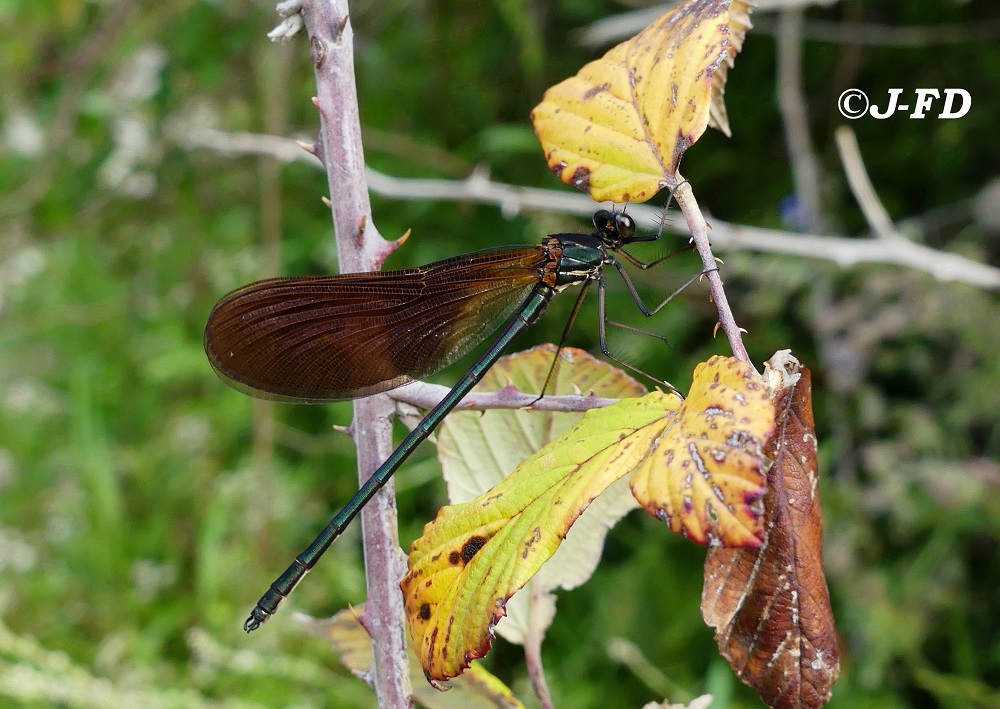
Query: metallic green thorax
[{"left": 550, "top": 233, "right": 611, "bottom": 289}]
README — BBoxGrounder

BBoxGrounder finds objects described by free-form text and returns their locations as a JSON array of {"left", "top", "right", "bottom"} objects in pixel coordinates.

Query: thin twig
[
  {"left": 578, "top": 0, "right": 841, "bottom": 48},
  {"left": 711, "top": 221, "right": 999, "bottom": 287},
  {"left": 178, "top": 128, "right": 1000, "bottom": 290},
  {"left": 297, "top": 2, "right": 413, "bottom": 707},
  {"left": 776, "top": 8, "right": 823, "bottom": 231},
  {"left": 391, "top": 381, "right": 619, "bottom": 413},
  {"left": 579, "top": 4, "right": 1000, "bottom": 49},
  {"left": 755, "top": 16, "right": 1000, "bottom": 47},
  {"left": 834, "top": 125, "right": 900, "bottom": 242},
  {"left": 670, "top": 176, "right": 752, "bottom": 365}
]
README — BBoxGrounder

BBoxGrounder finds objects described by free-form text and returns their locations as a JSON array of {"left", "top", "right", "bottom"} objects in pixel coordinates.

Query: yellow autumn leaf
[
  {"left": 402, "top": 356, "right": 773, "bottom": 682},
  {"left": 402, "top": 392, "right": 680, "bottom": 682},
  {"left": 630, "top": 356, "right": 774, "bottom": 547},
  {"left": 531, "top": 0, "right": 754, "bottom": 202}
]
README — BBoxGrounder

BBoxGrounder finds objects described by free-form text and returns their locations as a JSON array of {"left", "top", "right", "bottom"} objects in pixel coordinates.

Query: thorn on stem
[
  {"left": 295, "top": 139, "right": 317, "bottom": 156},
  {"left": 335, "top": 15, "right": 350, "bottom": 43}
]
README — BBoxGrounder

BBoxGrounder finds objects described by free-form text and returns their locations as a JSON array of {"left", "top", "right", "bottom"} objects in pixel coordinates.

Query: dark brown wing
[{"left": 204, "top": 245, "right": 548, "bottom": 402}]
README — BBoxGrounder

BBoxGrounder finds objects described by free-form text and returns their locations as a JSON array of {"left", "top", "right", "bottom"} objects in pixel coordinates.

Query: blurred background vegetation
[{"left": 2, "top": 0, "right": 999, "bottom": 707}]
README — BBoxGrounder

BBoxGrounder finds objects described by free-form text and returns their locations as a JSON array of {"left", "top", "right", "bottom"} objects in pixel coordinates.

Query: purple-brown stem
[
  {"left": 299, "top": 2, "right": 413, "bottom": 707},
  {"left": 670, "top": 174, "right": 752, "bottom": 366}
]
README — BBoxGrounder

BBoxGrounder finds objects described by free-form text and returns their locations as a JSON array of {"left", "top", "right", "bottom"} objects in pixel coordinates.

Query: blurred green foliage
[{"left": 1, "top": 1, "right": 999, "bottom": 707}]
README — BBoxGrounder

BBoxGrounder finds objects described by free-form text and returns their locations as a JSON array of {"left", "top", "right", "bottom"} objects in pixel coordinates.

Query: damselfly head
[{"left": 592, "top": 209, "right": 637, "bottom": 246}]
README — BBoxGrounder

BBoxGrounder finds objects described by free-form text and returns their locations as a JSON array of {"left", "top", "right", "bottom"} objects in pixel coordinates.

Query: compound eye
[
  {"left": 615, "top": 213, "right": 636, "bottom": 238},
  {"left": 592, "top": 209, "right": 615, "bottom": 232}
]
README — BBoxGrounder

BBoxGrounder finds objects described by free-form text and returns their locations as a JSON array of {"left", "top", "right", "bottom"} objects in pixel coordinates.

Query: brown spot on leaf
[
  {"left": 419, "top": 603, "right": 431, "bottom": 621},
  {"left": 521, "top": 526, "right": 542, "bottom": 559},
  {"left": 571, "top": 166, "right": 591, "bottom": 191},
  {"left": 461, "top": 535, "right": 487, "bottom": 564},
  {"left": 583, "top": 82, "right": 612, "bottom": 99}
]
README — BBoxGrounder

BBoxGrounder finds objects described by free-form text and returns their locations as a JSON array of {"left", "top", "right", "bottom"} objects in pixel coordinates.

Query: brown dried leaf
[{"left": 701, "top": 355, "right": 840, "bottom": 708}]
